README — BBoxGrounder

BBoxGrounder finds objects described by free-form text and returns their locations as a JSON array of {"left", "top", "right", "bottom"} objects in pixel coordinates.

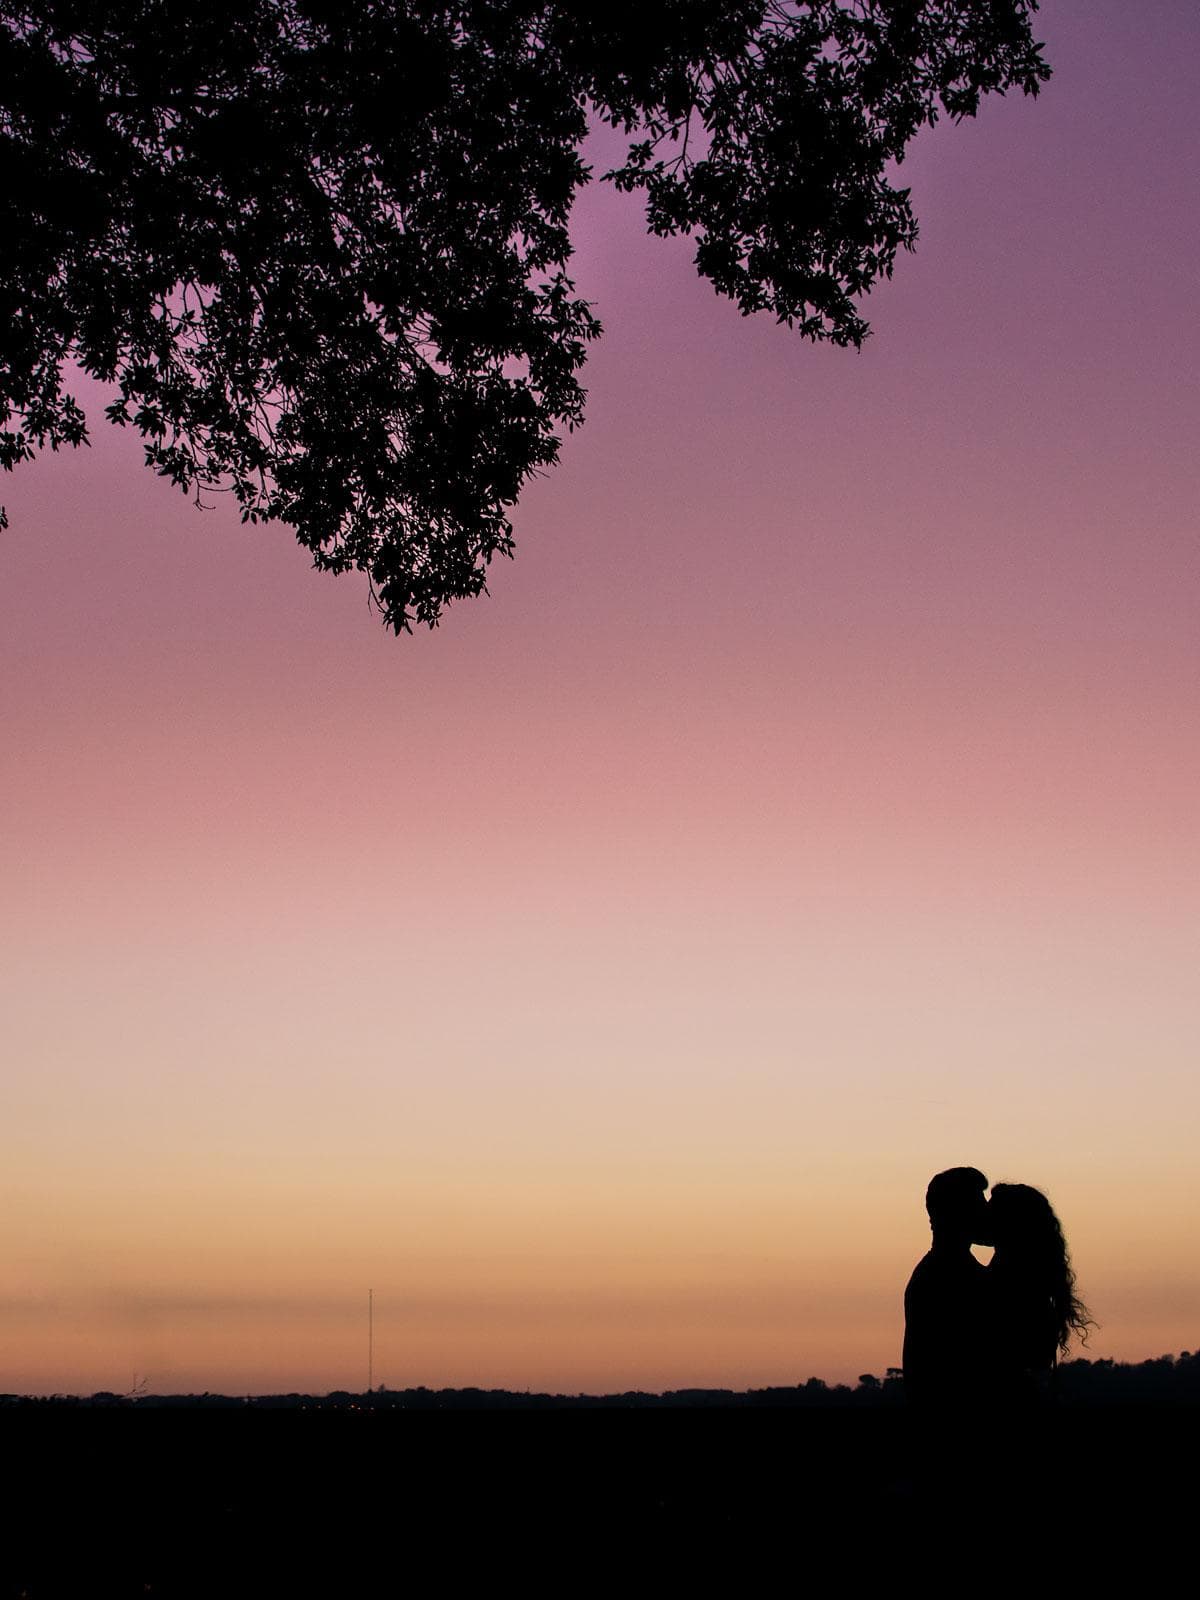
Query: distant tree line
[{"left": 6, "top": 1350, "right": 1199, "bottom": 1408}]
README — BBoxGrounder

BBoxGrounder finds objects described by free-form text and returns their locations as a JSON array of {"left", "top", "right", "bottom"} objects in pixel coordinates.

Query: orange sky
[{"left": 2, "top": 0, "right": 1198, "bottom": 1393}]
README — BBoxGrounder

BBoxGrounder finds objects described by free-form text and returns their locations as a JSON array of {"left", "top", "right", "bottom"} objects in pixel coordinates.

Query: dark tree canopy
[{"left": 1, "top": 1, "right": 1049, "bottom": 631}]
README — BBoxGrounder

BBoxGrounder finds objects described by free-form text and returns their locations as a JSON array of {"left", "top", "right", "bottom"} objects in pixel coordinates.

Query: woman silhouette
[{"left": 988, "top": 1182, "right": 1092, "bottom": 1401}]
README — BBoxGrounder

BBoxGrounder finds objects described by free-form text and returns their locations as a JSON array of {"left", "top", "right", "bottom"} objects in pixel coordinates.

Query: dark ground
[{"left": 2, "top": 1402, "right": 1194, "bottom": 1595}]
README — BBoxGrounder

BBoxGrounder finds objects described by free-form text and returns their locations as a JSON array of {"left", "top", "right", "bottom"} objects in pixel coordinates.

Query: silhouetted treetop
[{"left": 2, "top": 2, "right": 1049, "bottom": 630}]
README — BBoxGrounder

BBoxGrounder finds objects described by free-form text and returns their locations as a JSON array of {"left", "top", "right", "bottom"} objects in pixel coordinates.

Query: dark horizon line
[{"left": 7, "top": 1348, "right": 1198, "bottom": 1408}]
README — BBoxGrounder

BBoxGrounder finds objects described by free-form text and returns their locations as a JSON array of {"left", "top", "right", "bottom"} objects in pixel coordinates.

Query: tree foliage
[{"left": 1, "top": 2, "right": 1049, "bottom": 630}]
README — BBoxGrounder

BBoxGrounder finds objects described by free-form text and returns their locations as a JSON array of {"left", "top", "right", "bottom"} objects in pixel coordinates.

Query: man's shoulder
[
  {"left": 905, "top": 1251, "right": 936, "bottom": 1299},
  {"left": 907, "top": 1249, "right": 987, "bottom": 1294}
]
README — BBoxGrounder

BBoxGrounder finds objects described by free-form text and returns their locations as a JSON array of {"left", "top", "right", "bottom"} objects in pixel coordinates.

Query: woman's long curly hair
[{"left": 989, "top": 1183, "right": 1094, "bottom": 1358}]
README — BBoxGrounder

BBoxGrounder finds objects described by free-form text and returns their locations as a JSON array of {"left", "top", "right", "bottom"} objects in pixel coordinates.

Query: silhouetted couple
[{"left": 903, "top": 1167, "right": 1090, "bottom": 1409}]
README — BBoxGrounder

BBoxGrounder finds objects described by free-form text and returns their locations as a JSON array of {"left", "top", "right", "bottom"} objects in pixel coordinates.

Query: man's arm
[{"left": 902, "top": 1258, "right": 937, "bottom": 1400}]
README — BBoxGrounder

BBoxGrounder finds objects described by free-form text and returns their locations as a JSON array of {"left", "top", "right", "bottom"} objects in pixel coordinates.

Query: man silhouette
[{"left": 903, "top": 1167, "right": 991, "bottom": 1408}]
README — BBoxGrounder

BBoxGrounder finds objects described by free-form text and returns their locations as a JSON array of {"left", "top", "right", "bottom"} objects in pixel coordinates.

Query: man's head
[{"left": 925, "top": 1167, "right": 990, "bottom": 1245}]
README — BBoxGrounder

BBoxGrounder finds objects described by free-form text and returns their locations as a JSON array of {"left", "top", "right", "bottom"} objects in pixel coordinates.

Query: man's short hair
[{"left": 925, "top": 1166, "right": 988, "bottom": 1228}]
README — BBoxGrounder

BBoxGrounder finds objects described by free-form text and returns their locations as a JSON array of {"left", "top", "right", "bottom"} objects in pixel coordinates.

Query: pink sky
[{"left": 2, "top": 0, "right": 1198, "bottom": 1394}]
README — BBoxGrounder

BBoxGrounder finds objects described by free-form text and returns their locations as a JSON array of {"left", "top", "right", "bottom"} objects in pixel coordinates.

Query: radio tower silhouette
[{"left": 368, "top": 1288, "right": 374, "bottom": 1393}]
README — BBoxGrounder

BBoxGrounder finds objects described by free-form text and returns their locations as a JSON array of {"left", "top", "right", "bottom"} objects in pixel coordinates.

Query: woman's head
[
  {"left": 989, "top": 1182, "right": 1093, "bottom": 1356},
  {"left": 989, "top": 1182, "right": 1062, "bottom": 1256}
]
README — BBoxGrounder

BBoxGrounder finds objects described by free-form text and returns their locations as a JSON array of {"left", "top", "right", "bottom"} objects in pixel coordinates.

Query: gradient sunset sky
[{"left": 3, "top": 0, "right": 1197, "bottom": 1395}]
